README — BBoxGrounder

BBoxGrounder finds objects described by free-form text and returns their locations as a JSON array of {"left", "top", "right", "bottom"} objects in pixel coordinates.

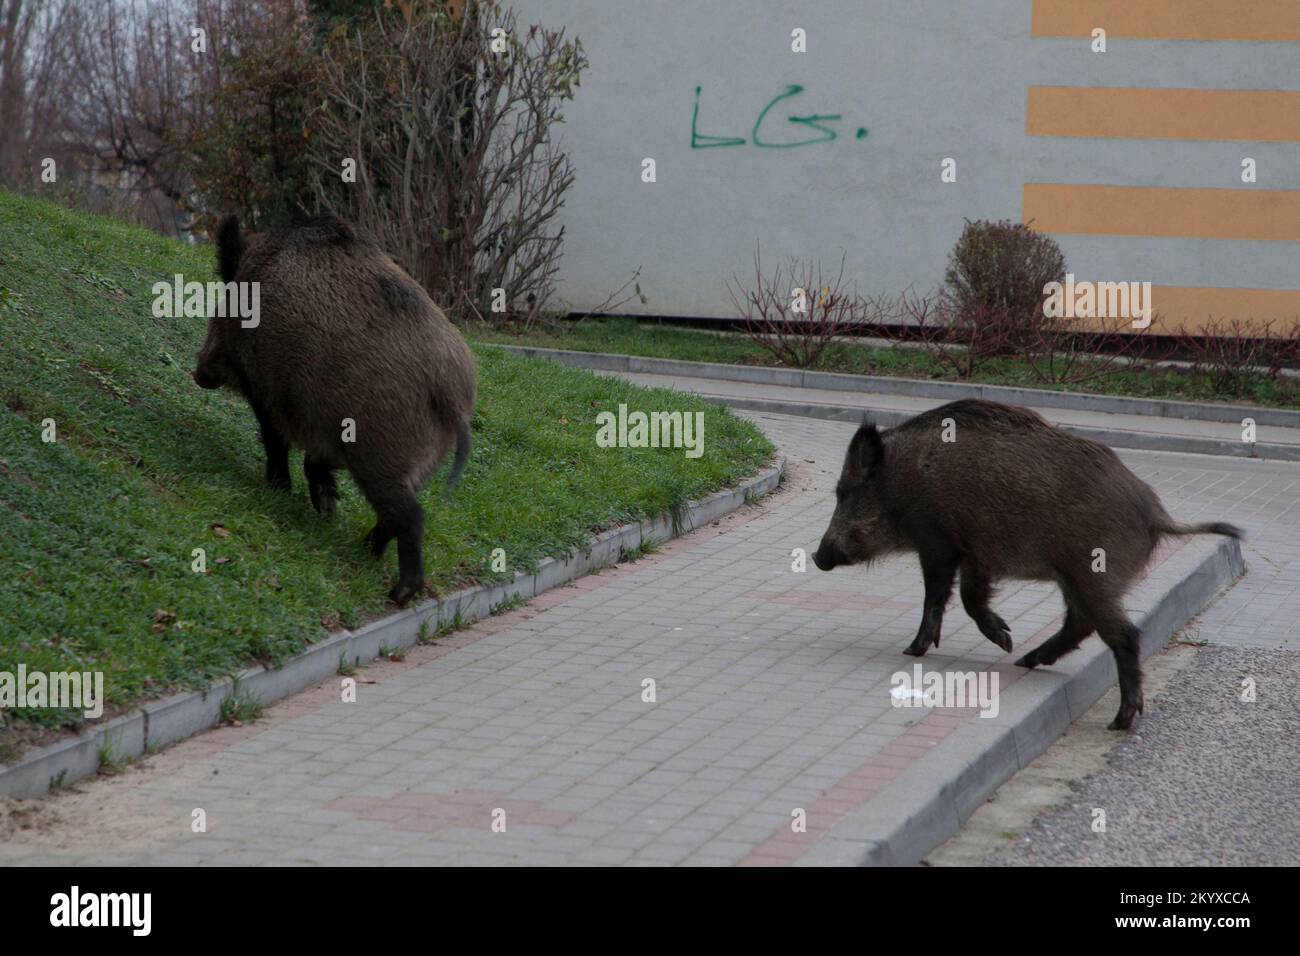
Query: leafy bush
[
  {"left": 181, "top": 4, "right": 320, "bottom": 231},
  {"left": 944, "top": 219, "right": 1065, "bottom": 355}
]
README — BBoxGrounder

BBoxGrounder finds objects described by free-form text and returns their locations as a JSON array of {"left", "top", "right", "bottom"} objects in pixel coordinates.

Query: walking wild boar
[
  {"left": 811, "top": 400, "right": 1241, "bottom": 730},
  {"left": 193, "top": 214, "right": 476, "bottom": 606}
]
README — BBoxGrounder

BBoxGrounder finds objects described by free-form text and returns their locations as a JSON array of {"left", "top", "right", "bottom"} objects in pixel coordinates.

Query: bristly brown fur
[
  {"left": 813, "top": 398, "right": 1242, "bottom": 731},
  {"left": 194, "top": 213, "right": 477, "bottom": 606}
]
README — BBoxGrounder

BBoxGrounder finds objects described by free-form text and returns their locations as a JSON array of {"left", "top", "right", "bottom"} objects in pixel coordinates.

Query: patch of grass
[
  {"left": 426, "top": 609, "right": 463, "bottom": 642},
  {"left": 474, "top": 316, "right": 1300, "bottom": 409},
  {"left": 416, "top": 617, "right": 434, "bottom": 645},
  {"left": 490, "top": 594, "right": 526, "bottom": 616},
  {"left": 97, "top": 734, "right": 128, "bottom": 776},
  {"left": 219, "top": 680, "right": 262, "bottom": 725},
  {"left": 618, "top": 537, "right": 660, "bottom": 563},
  {"left": 0, "top": 191, "right": 772, "bottom": 749},
  {"left": 337, "top": 654, "right": 358, "bottom": 678}
]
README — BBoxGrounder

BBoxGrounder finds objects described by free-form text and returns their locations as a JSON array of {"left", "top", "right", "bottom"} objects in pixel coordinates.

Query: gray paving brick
[{"left": 4, "top": 407, "right": 1290, "bottom": 866}]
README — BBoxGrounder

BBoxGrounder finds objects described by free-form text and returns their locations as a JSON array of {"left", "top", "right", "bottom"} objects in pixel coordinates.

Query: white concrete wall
[{"left": 512, "top": 1, "right": 1300, "bottom": 328}]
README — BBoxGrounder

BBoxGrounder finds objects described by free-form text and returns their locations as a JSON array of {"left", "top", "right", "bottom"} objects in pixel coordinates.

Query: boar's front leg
[
  {"left": 904, "top": 547, "right": 957, "bottom": 657},
  {"left": 249, "top": 398, "right": 291, "bottom": 491},
  {"left": 959, "top": 563, "right": 1013, "bottom": 652}
]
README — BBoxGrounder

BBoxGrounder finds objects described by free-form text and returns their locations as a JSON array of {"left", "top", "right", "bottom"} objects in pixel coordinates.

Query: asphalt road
[{"left": 933, "top": 643, "right": 1300, "bottom": 866}]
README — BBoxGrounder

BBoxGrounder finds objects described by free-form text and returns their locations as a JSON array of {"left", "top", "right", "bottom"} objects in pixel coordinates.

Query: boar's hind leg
[
  {"left": 250, "top": 399, "right": 291, "bottom": 491},
  {"left": 304, "top": 454, "right": 340, "bottom": 518},
  {"left": 357, "top": 481, "right": 425, "bottom": 607},
  {"left": 1016, "top": 605, "right": 1092, "bottom": 668},
  {"left": 362, "top": 519, "right": 392, "bottom": 556},
  {"left": 1018, "top": 582, "right": 1141, "bottom": 728},
  {"left": 958, "top": 564, "right": 1012, "bottom": 652},
  {"left": 1016, "top": 579, "right": 1094, "bottom": 668},
  {"left": 904, "top": 548, "right": 957, "bottom": 657},
  {"left": 385, "top": 494, "right": 426, "bottom": 607},
  {"left": 1097, "top": 615, "right": 1144, "bottom": 731}
]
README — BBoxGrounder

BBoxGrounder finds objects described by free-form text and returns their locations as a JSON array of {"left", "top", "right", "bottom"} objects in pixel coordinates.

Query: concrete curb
[
  {"left": 796, "top": 534, "right": 1245, "bottom": 867},
  {"left": 0, "top": 456, "right": 786, "bottom": 800},
  {"left": 490, "top": 344, "right": 1300, "bottom": 430}
]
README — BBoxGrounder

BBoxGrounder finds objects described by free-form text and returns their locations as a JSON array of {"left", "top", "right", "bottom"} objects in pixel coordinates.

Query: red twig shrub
[
  {"left": 1027, "top": 313, "right": 1153, "bottom": 386},
  {"left": 1174, "top": 318, "right": 1300, "bottom": 391},
  {"left": 728, "top": 246, "right": 884, "bottom": 368},
  {"left": 894, "top": 289, "right": 1023, "bottom": 379}
]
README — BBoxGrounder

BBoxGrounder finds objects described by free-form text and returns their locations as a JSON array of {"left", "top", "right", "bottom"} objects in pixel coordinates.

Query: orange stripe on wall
[
  {"left": 1027, "top": 87, "right": 1300, "bottom": 142},
  {"left": 1023, "top": 184, "right": 1300, "bottom": 242},
  {"left": 1037, "top": 286, "right": 1300, "bottom": 334},
  {"left": 1031, "top": 0, "right": 1300, "bottom": 42},
  {"left": 1146, "top": 286, "right": 1300, "bottom": 333}
]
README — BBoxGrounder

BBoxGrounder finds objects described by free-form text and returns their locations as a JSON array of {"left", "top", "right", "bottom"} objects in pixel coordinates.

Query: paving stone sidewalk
[{"left": 1, "top": 409, "right": 1294, "bottom": 866}]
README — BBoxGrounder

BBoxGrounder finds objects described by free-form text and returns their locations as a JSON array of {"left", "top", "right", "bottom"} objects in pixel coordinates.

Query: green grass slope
[
  {"left": 475, "top": 317, "right": 1300, "bottom": 409},
  {"left": 0, "top": 191, "right": 773, "bottom": 749}
]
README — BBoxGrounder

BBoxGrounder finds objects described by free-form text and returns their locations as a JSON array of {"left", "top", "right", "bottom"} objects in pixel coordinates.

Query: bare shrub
[
  {"left": 307, "top": 0, "right": 587, "bottom": 324},
  {"left": 895, "top": 289, "right": 1022, "bottom": 380},
  {"left": 59, "top": 0, "right": 220, "bottom": 234},
  {"left": 1174, "top": 318, "right": 1300, "bottom": 393},
  {"left": 0, "top": 0, "right": 79, "bottom": 190},
  {"left": 1026, "top": 313, "right": 1153, "bottom": 386},
  {"left": 728, "top": 246, "right": 884, "bottom": 368}
]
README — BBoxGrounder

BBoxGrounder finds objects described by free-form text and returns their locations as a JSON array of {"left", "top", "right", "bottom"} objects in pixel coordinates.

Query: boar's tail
[
  {"left": 216, "top": 215, "right": 246, "bottom": 283},
  {"left": 1158, "top": 520, "right": 1244, "bottom": 540},
  {"left": 443, "top": 413, "right": 472, "bottom": 493}
]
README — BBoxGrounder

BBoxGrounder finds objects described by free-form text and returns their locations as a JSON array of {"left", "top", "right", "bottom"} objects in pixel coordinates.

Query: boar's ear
[
  {"left": 216, "top": 215, "right": 246, "bottom": 283},
  {"left": 848, "top": 422, "right": 885, "bottom": 476}
]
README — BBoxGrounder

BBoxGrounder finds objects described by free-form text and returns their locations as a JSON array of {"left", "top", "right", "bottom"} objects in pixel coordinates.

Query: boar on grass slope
[
  {"left": 193, "top": 214, "right": 476, "bottom": 606},
  {"left": 811, "top": 399, "right": 1241, "bottom": 730}
]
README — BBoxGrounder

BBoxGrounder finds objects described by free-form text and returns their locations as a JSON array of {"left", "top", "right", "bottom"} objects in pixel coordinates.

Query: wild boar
[
  {"left": 193, "top": 214, "right": 476, "bottom": 606},
  {"left": 811, "top": 399, "right": 1240, "bottom": 730}
]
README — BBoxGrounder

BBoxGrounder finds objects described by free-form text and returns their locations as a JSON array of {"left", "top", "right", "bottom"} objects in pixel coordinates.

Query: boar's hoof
[
  {"left": 1014, "top": 650, "right": 1039, "bottom": 668},
  {"left": 903, "top": 638, "right": 931, "bottom": 657},
  {"left": 388, "top": 580, "right": 421, "bottom": 607},
  {"left": 987, "top": 614, "right": 1013, "bottom": 652},
  {"left": 310, "top": 484, "right": 338, "bottom": 518},
  {"left": 363, "top": 526, "right": 392, "bottom": 557},
  {"left": 1107, "top": 696, "right": 1144, "bottom": 731}
]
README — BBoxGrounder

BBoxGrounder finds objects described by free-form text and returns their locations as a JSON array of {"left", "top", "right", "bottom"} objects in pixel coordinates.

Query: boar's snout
[
  {"left": 192, "top": 366, "right": 221, "bottom": 390},
  {"left": 811, "top": 540, "right": 842, "bottom": 572}
]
